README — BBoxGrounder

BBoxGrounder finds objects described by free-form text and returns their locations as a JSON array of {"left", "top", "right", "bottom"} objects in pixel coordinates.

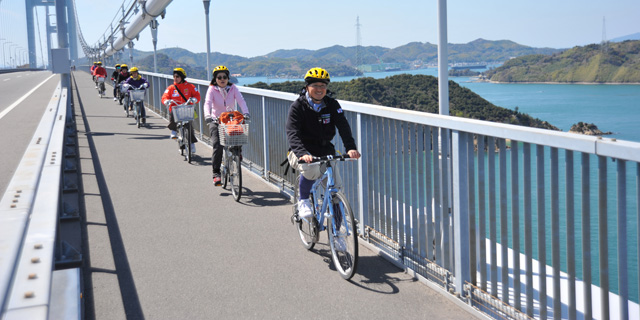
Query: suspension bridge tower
[{"left": 25, "top": 0, "right": 78, "bottom": 68}]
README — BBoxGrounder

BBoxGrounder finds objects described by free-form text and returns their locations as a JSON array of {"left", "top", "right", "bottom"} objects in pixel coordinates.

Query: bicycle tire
[
  {"left": 327, "top": 192, "right": 358, "bottom": 280},
  {"left": 178, "top": 124, "right": 185, "bottom": 156},
  {"left": 293, "top": 174, "right": 318, "bottom": 250},
  {"left": 230, "top": 151, "right": 242, "bottom": 201},
  {"left": 184, "top": 123, "right": 192, "bottom": 163},
  {"left": 222, "top": 149, "right": 229, "bottom": 188},
  {"left": 136, "top": 103, "right": 141, "bottom": 128}
]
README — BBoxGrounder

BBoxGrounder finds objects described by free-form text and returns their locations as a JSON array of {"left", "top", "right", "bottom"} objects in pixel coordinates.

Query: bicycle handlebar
[
  {"left": 164, "top": 98, "right": 197, "bottom": 107},
  {"left": 309, "top": 154, "right": 354, "bottom": 163}
]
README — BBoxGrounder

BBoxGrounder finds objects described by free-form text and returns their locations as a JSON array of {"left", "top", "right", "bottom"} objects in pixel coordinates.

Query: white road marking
[{"left": 0, "top": 74, "right": 56, "bottom": 120}]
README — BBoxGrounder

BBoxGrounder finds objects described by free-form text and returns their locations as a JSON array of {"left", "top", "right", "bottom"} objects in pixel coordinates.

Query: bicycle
[
  {"left": 290, "top": 154, "right": 359, "bottom": 280},
  {"left": 166, "top": 98, "right": 197, "bottom": 163},
  {"left": 126, "top": 86, "right": 146, "bottom": 127},
  {"left": 96, "top": 76, "right": 106, "bottom": 98},
  {"left": 217, "top": 115, "right": 249, "bottom": 202},
  {"left": 117, "top": 82, "right": 126, "bottom": 105}
]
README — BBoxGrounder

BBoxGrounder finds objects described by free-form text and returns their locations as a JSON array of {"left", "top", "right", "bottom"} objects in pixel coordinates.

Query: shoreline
[{"left": 476, "top": 79, "right": 640, "bottom": 85}]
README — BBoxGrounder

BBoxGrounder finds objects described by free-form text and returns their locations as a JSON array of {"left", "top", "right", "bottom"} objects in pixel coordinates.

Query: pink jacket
[{"left": 203, "top": 84, "right": 249, "bottom": 120}]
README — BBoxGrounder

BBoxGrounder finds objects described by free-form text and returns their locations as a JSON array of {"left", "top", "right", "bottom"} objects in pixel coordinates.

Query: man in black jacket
[{"left": 286, "top": 67, "right": 361, "bottom": 220}]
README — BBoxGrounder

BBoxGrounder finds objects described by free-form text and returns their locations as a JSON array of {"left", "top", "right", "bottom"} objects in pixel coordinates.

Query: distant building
[{"left": 359, "top": 62, "right": 404, "bottom": 72}]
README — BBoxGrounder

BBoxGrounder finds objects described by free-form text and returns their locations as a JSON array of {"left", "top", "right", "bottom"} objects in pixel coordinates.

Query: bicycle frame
[{"left": 306, "top": 162, "right": 340, "bottom": 233}]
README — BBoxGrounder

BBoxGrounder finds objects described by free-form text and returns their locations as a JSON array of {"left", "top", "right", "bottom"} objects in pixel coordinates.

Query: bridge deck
[{"left": 69, "top": 71, "right": 477, "bottom": 319}]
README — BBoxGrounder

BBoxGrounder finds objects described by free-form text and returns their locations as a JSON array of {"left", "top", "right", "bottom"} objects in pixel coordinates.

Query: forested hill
[
  {"left": 249, "top": 74, "right": 559, "bottom": 131},
  {"left": 484, "top": 40, "right": 640, "bottom": 83}
]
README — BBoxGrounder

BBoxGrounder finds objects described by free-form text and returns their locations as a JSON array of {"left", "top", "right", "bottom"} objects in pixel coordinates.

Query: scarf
[{"left": 306, "top": 91, "right": 324, "bottom": 112}]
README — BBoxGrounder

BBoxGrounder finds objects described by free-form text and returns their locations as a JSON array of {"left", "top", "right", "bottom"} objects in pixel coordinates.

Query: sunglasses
[{"left": 216, "top": 75, "right": 228, "bottom": 80}]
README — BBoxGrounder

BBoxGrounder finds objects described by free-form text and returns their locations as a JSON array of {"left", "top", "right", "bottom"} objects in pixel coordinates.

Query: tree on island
[{"left": 569, "top": 122, "right": 613, "bottom": 136}]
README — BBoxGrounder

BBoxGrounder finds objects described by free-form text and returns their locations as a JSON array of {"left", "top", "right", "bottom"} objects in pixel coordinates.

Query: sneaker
[
  {"left": 113, "top": 97, "right": 117, "bottom": 101},
  {"left": 334, "top": 236, "right": 347, "bottom": 252},
  {"left": 190, "top": 143, "right": 196, "bottom": 153},
  {"left": 170, "top": 131, "right": 177, "bottom": 139},
  {"left": 95, "top": 86, "right": 98, "bottom": 89},
  {"left": 213, "top": 176, "right": 222, "bottom": 186},
  {"left": 297, "top": 199, "right": 313, "bottom": 220}
]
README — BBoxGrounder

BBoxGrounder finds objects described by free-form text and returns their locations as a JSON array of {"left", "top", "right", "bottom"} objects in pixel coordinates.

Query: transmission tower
[
  {"left": 355, "top": 16, "right": 362, "bottom": 71},
  {"left": 601, "top": 16, "right": 608, "bottom": 53}
]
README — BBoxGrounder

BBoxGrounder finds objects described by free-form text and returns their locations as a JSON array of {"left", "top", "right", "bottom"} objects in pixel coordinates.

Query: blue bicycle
[{"left": 290, "top": 154, "right": 359, "bottom": 280}]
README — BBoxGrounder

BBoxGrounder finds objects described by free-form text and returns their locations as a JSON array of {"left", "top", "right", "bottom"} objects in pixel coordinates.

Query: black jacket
[
  {"left": 115, "top": 71, "right": 130, "bottom": 84},
  {"left": 286, "top": 90, "right": 357, "bottom": 158}
]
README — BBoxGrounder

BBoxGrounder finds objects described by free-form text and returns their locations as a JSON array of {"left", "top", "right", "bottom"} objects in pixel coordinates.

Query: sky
[{"left": 1, "top": 0, "right": 640, "bottom": 65}]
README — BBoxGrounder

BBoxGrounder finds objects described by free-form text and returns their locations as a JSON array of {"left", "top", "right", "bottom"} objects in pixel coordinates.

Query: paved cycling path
[{"left": 71, "top": 71, "right": 479, "bottom": 320}]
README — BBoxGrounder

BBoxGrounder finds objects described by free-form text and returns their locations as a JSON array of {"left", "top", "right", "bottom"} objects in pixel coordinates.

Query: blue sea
[
  {"left": 238, "top": 68, "right": 640, "bottom": 143},
  {"left": 238, "top": 69, "right": 640, "bottom": 303}
]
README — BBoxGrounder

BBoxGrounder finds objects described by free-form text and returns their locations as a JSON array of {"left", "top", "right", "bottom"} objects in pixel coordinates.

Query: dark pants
[
  {"left": 208, "top": 122, "right": 223, "bottom": 176},
  {"left": 168, "top": 112, "right": 197, "bottom": 144}
]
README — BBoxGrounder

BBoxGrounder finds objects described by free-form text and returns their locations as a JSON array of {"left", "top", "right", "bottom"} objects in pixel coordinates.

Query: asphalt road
[
  {"left": 17, "top": 70, "right": 481, "bottom": 320},
  {"left": 0, "top": 70, "right": 57, "bottom": 197}
]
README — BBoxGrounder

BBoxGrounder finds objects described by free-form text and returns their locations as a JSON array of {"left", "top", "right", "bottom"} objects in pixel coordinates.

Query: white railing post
[{"left": 452, "top": 130, "right": 470, "bottom": 295}]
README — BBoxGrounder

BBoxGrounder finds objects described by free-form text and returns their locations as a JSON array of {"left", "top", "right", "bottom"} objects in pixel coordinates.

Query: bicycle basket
[
  {"left": 172, "top": 105, "right": 195, "bottom": 122},
  {"left": 130, "top": 89, "right": 145, "bottom": 102},
  {"left": 96, "top": 77, "right": 105, "bottom": 83},
  {"left": 218, "top": 123, "right": 249, "bottom": 146}
]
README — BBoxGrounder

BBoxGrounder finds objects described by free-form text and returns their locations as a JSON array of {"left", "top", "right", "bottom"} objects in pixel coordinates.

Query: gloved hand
[
  {"left": 163, "top": 100, "right": 172, "bottom": 107},
  {"left": 143, "top": 83, "right": 148, "bottom": 88},
  {"left": 243, "top": 113, "right": 250, "bottom": 121},
  {"left": 205, "top": 118, "right": 213, "bottom": 124}
]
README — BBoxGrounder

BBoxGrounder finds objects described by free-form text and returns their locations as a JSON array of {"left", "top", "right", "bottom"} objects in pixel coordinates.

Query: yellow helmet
[
  {"left": 213, "top": 65, "right": 229, "bottom": 74},
  {"left": 97, "top": 61, "right": 102, "bottom": 65},
  {"left": 129, "top": 67, "right": 139, "bottom": 72},
  {"left": 212, "top": 65, "right": 230, "bottom": 79},
  {"left": 120, "top": 64, "right": 128, "bottom": 69},
  {"left": 304, "top": 67, "right": 330, "bottom": 84},
  {"left": 115, "top": 64, "right": 121, "bottom": 68},
  {"left": 173, "top": 67, "right": 187, "bottom": 79}
]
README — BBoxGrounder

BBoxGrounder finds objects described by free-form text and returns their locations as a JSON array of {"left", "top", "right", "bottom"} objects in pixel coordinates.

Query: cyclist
[
  {"left": 115, "top": 64, "right": 130, "bottom": 105},
  {"left": 93, "top": 62, "right": 108, "bottom": 95},
  {"left": 111, "top": 64, "right": 122, "bottom": 100},
  {"left": 122, "top": 67, "right": 149, "bottom": 123},
  {"left": 161, "top": 67, "right": 201, "bottom": 152},
  {"left": 203, "top": 65, "right": 250, "bottom": 186},
  {"left": 286, "top": 67, "right": 361, "bottom": 219},
  {"left": 90, "top": 62, "right": 98, "bottom": 86}
]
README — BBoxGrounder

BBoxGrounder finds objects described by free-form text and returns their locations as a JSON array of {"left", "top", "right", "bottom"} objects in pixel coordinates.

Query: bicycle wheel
[
  {"left": 293, "top": 174, "right": 319, "bottom": 250},
  {"left": 135, "top": 103, "right": 141, "bottom": 128},
  {"left": 177, "top": 124, "right": 185, "bottom": 156},
  {"left": 184, "top": 123, "right": 192, "bottom": 163},
  {"left": 327, "top": 192, "right": 358, "bottom": 280},
  {"left": 221, "top": 149, "right": 229, "bottom": 188},
  {"left": 229, "top": 150, "right": 242, "bottom": 201}
]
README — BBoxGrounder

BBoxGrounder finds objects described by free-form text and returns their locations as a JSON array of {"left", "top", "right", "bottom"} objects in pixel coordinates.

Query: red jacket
[
  {"left": 93, "top": 66, "right": 107, "bottom": 77},
  {"left": 161, "top": 81, "right": 201, "bottom": 112}
]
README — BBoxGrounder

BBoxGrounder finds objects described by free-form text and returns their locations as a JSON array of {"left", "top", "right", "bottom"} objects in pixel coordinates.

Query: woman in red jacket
[{"left": 161, "top": 68, "right": 201, "bottom": 152}]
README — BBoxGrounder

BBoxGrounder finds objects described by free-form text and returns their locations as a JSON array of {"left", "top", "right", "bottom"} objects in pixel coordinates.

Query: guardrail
[
  {"left": 95, "top": 67, "right": 639, "bottom": 319},
  {"left": 0, "top": 82, "right": 81, "bottom": 319}
]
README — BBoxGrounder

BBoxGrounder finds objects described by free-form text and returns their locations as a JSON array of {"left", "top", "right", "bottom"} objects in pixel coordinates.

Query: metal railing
[
  {"left": 0, "top": 82, "right": 78, "bottom": 318},
  {"left": 97, "top": 68, "right": 639, "bottom": 319}
]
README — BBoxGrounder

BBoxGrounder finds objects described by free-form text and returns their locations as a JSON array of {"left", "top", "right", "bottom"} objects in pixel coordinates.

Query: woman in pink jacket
[{"left": 204, "top": 65, "right": 250, "bottom": 186}]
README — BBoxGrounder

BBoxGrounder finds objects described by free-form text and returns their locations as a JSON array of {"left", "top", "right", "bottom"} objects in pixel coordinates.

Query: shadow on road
[{"left": 72, "top": 73, "right": 145, "bottom": 320}]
